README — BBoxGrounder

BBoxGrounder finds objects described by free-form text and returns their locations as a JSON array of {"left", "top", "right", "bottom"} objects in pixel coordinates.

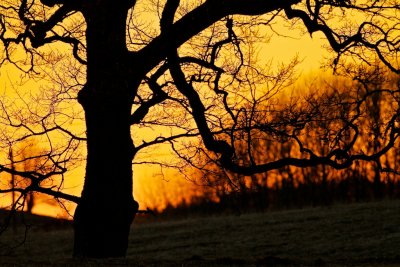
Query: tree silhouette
[{"left": 0, "top": 0, "right": 399, "bottom": 258}]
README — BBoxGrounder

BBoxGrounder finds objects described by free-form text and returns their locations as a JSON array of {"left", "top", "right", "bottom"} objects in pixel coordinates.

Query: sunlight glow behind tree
[{"left": 0, "top": 0, "right": 399, "bottom": 258}]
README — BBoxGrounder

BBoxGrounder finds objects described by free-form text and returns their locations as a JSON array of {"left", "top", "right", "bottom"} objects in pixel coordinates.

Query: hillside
[{"left": 1, "top": 200, "right": 400, "bottom": 266}]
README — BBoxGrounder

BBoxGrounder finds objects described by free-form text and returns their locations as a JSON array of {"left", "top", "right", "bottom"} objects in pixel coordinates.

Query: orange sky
[{"left": 0, "top": 11, "right": 331, "bottom": 219}]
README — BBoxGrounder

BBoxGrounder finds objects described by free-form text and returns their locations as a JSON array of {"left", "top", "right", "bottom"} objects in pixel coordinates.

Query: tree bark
[{"left": 73, "top": 1, "right": 139, "bottom": 258}]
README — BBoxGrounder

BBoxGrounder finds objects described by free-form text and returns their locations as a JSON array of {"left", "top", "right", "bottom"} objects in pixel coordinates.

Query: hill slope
[{"left": 1, "top": 200, "right": 400, "bottom": 266}]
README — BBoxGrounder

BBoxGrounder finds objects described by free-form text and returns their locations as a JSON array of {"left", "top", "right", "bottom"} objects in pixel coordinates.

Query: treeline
[
  {"left": 160, "top": 67, "right": 400, "bottom": 216},
  {"left": 161, "top": 164, "right": 400, "bottom": 217}
]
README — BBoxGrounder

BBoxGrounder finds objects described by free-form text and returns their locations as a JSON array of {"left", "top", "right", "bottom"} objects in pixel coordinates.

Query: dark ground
[{"left": 1, "top": 200, "right": 400, "bottom": 266}]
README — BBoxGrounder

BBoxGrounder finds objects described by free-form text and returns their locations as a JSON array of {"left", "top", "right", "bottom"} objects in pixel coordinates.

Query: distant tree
[
  {"left": 3, "top": 141, "right": 61, "bottom": 235},
  {"left": 0, "top": 0, "right": 399, "bottom": 258},
  {"left": 15, "top": 141, "right": 53, "bottom": 213}
]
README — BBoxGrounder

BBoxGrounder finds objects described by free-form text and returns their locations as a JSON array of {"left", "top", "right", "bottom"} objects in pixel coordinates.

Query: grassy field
[{"left": 1, "top": 200, "right": 400, "bottom": 266}]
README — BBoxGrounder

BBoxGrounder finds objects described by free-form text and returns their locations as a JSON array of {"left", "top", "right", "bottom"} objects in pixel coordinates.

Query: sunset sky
[{"left": 0, "top": 10, "right": 332, "bottom": 218}]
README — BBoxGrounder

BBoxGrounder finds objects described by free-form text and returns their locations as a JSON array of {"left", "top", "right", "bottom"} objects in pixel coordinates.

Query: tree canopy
[{"left": 0, "top": 0, "right": 399, "bottom": 258}]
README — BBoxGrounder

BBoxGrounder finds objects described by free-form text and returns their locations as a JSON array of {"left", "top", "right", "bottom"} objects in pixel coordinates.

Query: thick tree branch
[
  {"left": 134, "top": 131, "right": 200, "bottom": 153},
  {"left": 284, "top": 5, "right": 361, "bottom": 53},
  {"left": 33, "top": 186, "right": 80, "bottom": 203},
  {"left": 135, "top": 0, "right": 301, "bottom": 75},
  {"left": 160, "top": 0, "right": 180, "bottom": 33},
  {"left": 30, "top": 4, "right": 78, "bottom": 48},
  {"left": 130, "top": 77, "right": 168, "bottom": 125},
  {"left": 0, "top": 185, "right": 80, "bottom": 203},
  {"left": 168, "top": 50, "right": 234, "bottom": 159},
  {"left": 284, "top": 4, "right": 399, "bottom": 73}
]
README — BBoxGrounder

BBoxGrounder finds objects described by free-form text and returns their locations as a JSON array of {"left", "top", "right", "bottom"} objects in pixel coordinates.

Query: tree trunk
[{"left": 73, "top": 1, "right": 139, "bottom": 258}]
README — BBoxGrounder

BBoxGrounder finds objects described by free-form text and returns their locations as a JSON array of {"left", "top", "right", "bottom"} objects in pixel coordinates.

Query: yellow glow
[{"left": 0, "top": 6, "right": 334, "bottom": 219}]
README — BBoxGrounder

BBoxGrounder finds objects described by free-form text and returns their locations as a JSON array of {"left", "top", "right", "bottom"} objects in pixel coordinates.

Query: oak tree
[{"left": 0, "top": 0, "right": 399, "bottom": 258}]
